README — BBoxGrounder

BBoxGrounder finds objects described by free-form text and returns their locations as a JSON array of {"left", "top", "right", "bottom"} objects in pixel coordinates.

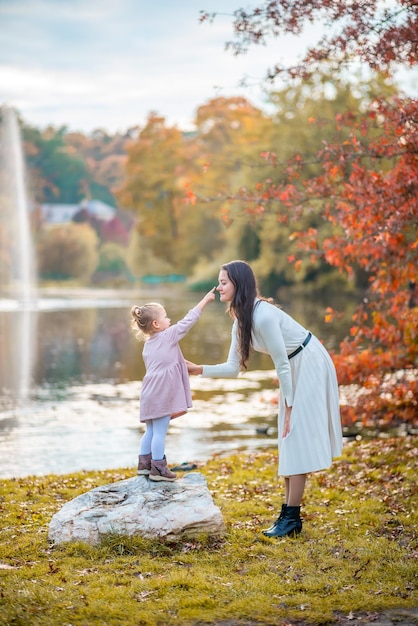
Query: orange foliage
[
  {"left": 220, "top": 97, "right": 417, "bottom": 428},
  {"left": 300, "top": 99, "right": 417, "bottom": 427},
  {"left": 202, "top": 1, "right": 418, "bottom": 428}
]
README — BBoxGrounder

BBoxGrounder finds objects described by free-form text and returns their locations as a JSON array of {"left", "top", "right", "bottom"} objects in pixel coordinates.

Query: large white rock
[{"left": 48, "top": 472, "right": 225, "bottom": 545}]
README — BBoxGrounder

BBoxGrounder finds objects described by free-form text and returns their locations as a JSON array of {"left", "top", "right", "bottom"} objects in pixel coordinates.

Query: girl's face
[
  {"left": 217, "top": 269, "right": 235, "bottom": 303},
  {"left": 154, "top": 307, "right": 171, "bottom": 332}
]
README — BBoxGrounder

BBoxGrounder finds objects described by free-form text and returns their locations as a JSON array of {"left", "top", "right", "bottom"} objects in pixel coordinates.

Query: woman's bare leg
[
  {"left": 287, "top": 474, "right": 307, "bottom": 506},
  {"left": 263, "top": 474, "right": 306, "bottom": 537},
  {"left": 284, "top": 477, "right": 290, "bottom": 504}
]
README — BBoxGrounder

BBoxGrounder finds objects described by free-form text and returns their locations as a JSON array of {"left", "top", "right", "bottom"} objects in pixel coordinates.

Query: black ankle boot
[
  {"left": 263, "top": 504, "right": 287, "bottom": 534},
  {"left": 262, "top": 505, "right": 302, "bottom": 538}
]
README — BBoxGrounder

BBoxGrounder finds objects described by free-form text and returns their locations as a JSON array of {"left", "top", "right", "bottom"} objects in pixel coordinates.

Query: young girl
[
  {"left": 131, "top": 288, "right": 216, "bottom": 482},
  {"left": 187, "top": 261, "right": 342, "bottom": 536}
]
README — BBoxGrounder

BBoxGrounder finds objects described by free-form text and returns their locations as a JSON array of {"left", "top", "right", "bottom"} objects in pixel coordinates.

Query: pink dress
[{"left": 139, "top": 306, "right": 201, "bottom": 422}]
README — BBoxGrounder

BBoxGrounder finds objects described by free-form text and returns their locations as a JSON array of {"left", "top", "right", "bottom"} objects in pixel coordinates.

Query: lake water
[{"left": 0, "top": 286, "right": 354, "bottom": 478}]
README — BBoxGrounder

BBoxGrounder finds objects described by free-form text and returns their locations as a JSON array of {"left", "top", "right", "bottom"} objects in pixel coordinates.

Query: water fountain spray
[{"left": 0, "top": 106, "right": 37, "bottom": 402}]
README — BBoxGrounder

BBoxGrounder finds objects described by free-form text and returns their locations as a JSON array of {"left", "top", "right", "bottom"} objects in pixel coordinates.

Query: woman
[{"left": 187, "top": 260, "right": 342, "bottom": 537}]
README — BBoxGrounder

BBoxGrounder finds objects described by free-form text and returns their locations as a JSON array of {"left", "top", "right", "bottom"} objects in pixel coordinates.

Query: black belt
[{"left": 288, "top": 332, "right": 312, "bottom": 359}]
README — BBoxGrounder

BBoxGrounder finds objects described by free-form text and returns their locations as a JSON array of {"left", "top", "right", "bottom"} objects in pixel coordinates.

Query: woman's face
[{"left": 217, "top": 268, "right": 235, "bottom": 303}]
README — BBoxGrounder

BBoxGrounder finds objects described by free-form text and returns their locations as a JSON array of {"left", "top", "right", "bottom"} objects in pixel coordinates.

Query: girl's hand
[
  {"left": 185, "top": 360, "right": 203, "bottom": 375},
  {"left": 282, "top": 405, "right": 292, "bottom": 438},
  {"left": 204, "top": 286, "right": 216, "bottom": 303},
  {"left": 197, "top": 287, "right": 217, "bottom": 311}
]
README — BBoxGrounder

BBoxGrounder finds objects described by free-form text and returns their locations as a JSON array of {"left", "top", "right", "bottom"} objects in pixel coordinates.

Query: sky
[
  {"left": 0, "top": 0, "right": 293, "bottom": 134},
  {"left": 0, "top": 0, "right": 415, "bottom": 136}
]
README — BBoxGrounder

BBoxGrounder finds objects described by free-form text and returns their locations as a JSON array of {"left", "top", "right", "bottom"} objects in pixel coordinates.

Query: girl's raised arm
[{"left": 195, "top": 287, "right": 216, "bottom": 311}]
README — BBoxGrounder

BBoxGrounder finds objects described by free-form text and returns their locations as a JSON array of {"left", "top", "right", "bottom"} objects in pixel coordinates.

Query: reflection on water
[
  {"left": 0, "top": 286, "right": 355, "bottom": 478},
  {"left": 0, "top": 374, "right": 280, "bottom": 478},
  {"left": 0, "top": 304, "right": 37, "bottom": 403}
]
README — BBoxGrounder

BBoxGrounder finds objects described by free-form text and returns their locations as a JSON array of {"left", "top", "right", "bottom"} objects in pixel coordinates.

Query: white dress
[{"left": 202, "top": 299, "right": 342, "bottom": 476}]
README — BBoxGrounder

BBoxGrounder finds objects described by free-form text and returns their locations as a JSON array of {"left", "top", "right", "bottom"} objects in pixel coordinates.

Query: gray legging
[{"left": 140, "top": 415, "right": 171, "bottom": 461}]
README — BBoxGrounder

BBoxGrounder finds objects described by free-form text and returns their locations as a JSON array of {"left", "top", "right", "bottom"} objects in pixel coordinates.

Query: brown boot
[
  {"left": 149, "top": 456, "right": 177, "bottom": 482},
  {"left": 137, "top": 453, "right": 152, "bottom": 475}
]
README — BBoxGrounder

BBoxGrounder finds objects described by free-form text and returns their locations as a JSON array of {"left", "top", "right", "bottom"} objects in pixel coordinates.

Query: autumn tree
[
  {"left": 199, "top": 0, "right": 418, "bottom": 428},
  {"left": 116, "top": 113, "right": 186, "bottom": 270},
  {"left": 64, "top": 129, "right": 131, "bottom": 205},
  {"left": 117, "top": 113, "right": 224, "bottom": 274},
  {"left": 205, "top": 0, "right": 417, "bottom": 80},
  {"left": 189, "top": 96, "right": 276, "bottom": 272},
  {"left": 23, "top": 125, "right": 89, "bottom": 203},
  {"left": 197, "top": 76, "right": 398, "bottom": 296},
  {"left": 22, "top": 123, "right": 131, "bottom": 207}
]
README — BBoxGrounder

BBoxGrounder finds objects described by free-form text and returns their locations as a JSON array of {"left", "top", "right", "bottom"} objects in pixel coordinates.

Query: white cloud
[
  {"left": 0, "top": 0, "right": 286, "bottom": 132},
  {"left": 1, "top": 0, "right": 415, "bottom": 134}
]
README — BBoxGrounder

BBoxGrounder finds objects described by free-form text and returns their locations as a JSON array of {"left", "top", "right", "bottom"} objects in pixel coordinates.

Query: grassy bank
[{"left": 0, "top": 437, "right": 416, "bottom": 625}]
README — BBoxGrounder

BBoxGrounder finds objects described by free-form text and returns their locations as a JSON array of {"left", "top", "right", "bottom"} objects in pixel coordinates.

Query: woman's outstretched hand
[
  {"left": 185, "top": 360, "right": 203, "bottom": 375},
  {"left": 283, "top": 405, "right": 292, "bottom": 438}
]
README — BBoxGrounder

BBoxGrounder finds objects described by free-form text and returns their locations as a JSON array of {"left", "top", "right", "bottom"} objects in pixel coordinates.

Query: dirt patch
[{"left": 201, "top": 607, "right": 418, "bottom": 626}]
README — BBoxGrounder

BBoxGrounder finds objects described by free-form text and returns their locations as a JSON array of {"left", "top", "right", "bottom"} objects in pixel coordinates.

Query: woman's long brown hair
[{"left": 222, "top": 260, "right": 259, "bottom": 370}]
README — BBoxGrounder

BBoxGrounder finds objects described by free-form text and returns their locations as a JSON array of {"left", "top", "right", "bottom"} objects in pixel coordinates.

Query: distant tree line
[{"left": 17, "top": 70, "right": 400, "bottom": 298}]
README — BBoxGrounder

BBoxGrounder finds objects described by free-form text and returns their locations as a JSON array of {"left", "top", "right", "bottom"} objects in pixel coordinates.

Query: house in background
[
  {"left": 40, "top": 203, "right": 80, "bottom": 225},
  {"left": 40, "top": 199, "right": 135, "bottom": 247},
  {"left": 40, "top": 199, "right": 117, "bottom": 225}
]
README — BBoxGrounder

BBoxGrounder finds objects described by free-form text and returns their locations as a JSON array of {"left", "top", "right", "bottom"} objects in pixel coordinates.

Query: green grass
[{"left": 0, "top": 437, "right": 417, "bottom": 625}]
